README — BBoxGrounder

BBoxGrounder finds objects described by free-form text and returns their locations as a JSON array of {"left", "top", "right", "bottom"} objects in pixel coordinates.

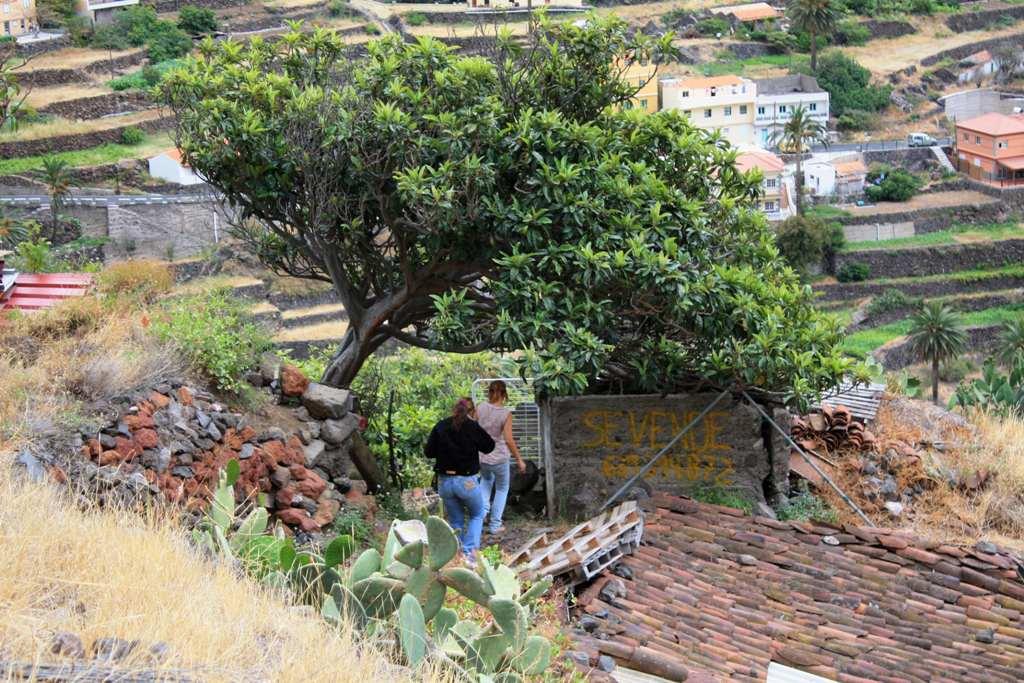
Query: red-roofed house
[
  {"left": 955, "top": 112, "right": 1024, "bottom": 185},
  {"left": 736, "top": 149, "right": 792, "bottom": 219}
]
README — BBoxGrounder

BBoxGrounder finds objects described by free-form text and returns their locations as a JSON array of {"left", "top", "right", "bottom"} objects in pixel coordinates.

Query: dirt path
[{"left": 844, "top": 190, "right": 1000, "bottom": 216}]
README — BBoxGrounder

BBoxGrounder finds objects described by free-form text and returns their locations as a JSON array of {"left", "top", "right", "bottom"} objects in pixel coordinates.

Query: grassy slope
[{"left": 0, "top": 133, "right": 173, "bottom": 175}]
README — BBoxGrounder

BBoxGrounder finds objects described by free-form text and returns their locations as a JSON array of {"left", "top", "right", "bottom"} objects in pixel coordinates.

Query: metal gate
[{"left": 471, "top": 377, "right": 542, "bottom": 464}]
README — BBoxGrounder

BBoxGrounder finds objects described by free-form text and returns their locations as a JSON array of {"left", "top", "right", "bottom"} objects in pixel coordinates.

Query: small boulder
[
  {"left": 301, "top": 383, "right": 353, "bottom": 420},
  {"left": 259, "top": 352, "right": 283, "bottom": 384},
  {"left": 321, "top": 414, "right": 359, "bottom": 446},
  {"left": 280, "top": 364, "right": 310, "bottom": 397},
  {"left": 92, "top": 637, "right": 139, "bottom": 662},
  {"left": 303, "top": 439, "right": 326, "bottom": 467},
  {"left": 51, "top": 632, "right": 85, "bottom": 659},
  {"left": 313, "top": 498, "right": 341, "bottom": 527},
  {"left": 884, "top": 501, "right": 904, "bottom": 517}
]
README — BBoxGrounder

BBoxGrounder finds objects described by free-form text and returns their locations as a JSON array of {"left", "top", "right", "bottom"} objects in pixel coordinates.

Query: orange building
[{"left": 955, "top": 112, "right": 1024, "bottom": 185}]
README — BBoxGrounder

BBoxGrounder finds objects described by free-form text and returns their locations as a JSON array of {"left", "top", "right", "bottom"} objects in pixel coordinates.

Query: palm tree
[
  {"left": 788, "top": 0, "right": 838, "bottom": 72},
  {"left": 907, "top": 301, "right": 967, "bottom": 405},
  {"left": 40, "top": 155, "right": 71, "bottom": 242},
  {"left": 997, "top": 317, "right": 1024, "bottom": 367},
  {"left": 770, "top": 104, "right": 828, "bottom": 215}
]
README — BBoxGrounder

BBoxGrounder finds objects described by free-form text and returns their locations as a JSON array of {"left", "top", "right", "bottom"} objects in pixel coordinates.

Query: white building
[
  {"left": 753, "top": 74, "right": 830, "bottom": 149},
  {"left": 74, "top": 0, "right": 139, "bottom": 25},
  {"left": 803, "top": 153, "right": 867, "bottom": 200},
  {"left": 148, "top": 149, "right": 205, "bottom": 186},
  {"left": 736, "top": 148, "right": 794, "bottom": 220},
  {"left": 660, "top": 75, "right": 758, "bottom": 148},
  {"left": 465, "top": 0, "right": 583, "bottom": 8}
]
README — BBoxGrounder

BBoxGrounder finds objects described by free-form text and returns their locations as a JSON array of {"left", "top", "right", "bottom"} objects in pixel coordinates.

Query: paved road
[
  {"left": 809, "top": 138, "right": 953, "bottom": 153},
  {"left": 0, "top": 193, "right": 219, "bottom": 207}
]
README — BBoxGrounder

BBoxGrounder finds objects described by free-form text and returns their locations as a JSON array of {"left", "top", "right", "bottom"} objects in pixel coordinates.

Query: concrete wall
[
  {"left": 545, "top": 393, "right": 787, "bottom": 517},
  {"left": 844, "top": 221, "right": 915, "bottom": 243}
]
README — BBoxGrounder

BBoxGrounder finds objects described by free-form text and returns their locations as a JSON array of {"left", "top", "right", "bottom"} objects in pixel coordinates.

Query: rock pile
[{"left": 75, "top": 375, "right": 366, "bottom": 534}]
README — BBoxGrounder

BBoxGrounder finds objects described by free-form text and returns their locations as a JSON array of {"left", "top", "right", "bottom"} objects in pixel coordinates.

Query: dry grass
[
  {"left": 97, "top": 259, "right": 174, "bottom": 304},
  {"left": 822, "top": 398, "right": 1024, "bottom": 552},
  {"left": 281, "top": 303, "right": 347, "bottom": 320},
  {"left": 0, "top": 110, "right": 163, "bottom": 142},
  {"left": 18, "top": 48, "right": 142, "bottom": 71},
  {"left": 274, "top": 320, "right": 350, "bottom": 342},
  {"left": 0, "top": 464, "right": 415, "bottom": 682},
  {"left": 23, "top": 84, "right": 113, "bottom": 109},
  {"left": 172, "top": 275, "right": 265, "bottom": 296}
]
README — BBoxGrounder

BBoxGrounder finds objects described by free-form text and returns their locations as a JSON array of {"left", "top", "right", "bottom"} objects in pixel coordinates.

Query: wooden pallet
[{"left": 510, "top": 500, "right": 644, "bottom": 582}]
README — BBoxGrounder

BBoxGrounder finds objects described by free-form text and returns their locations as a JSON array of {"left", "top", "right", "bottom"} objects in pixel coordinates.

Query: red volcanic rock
[
  {"left": 280, "top": 364, "right": 310, "bottom": 397},
  {"left": 277, "top": 507, "right": 320, "bottom": 532},
  {"left": 149, "top": 391, "right": 171, "bottom": 409},
  {"left": 177, "top": 386, "right": 193, "bottom": 406},
  {"left": 124, "top": 414, "right": 155, "bottom": 431},
  {"left": 114, "top": 436, "right": 138, "bottom": 460},
  {"left": 313, "top": 498, "right": 341, "bottom": 527},
  {"left": 133, "top": 428, "right": 159, "bottom": 451},
  {"left": 295, "top": 471, "right": 327, "bottom": 500},
  {"left": 275, "top": 486, "right": 296, "bottom": 509}
]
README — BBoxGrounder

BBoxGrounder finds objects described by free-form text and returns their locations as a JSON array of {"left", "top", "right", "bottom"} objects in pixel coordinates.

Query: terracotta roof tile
[{"left": 571, "top": 493, "right": 1024, "bottom": 681}]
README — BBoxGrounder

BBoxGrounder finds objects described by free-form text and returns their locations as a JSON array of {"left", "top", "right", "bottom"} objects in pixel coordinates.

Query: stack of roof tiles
[{"left": 572, "top": 493, "right": 1024, "bottom": 682}]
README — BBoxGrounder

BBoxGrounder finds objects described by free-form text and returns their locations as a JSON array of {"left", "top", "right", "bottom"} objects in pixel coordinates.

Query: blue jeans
[
  {"left": 438, "top": 474, "right": 484, "bottom": 555},
  {"left": 479, "top": 461, "right": 510, "bottom": 533}
]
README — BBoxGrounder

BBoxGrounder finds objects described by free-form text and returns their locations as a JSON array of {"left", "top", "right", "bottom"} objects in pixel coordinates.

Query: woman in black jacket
[{"left": 425, "top": 397, "right": 495, "bottom": 566}]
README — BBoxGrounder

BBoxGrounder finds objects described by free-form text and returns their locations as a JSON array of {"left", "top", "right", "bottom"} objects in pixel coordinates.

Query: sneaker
[
  {"left": 462, "top": 551, "right": 478, "bottom": 569},
  {"left": 489, "top": 525, "right": 506, "bottom": 535}
]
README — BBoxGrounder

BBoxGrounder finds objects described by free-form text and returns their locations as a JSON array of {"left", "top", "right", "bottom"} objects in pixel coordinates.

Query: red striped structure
[{"left": 0, "top": 272, "right": 94, "bottom": 311}]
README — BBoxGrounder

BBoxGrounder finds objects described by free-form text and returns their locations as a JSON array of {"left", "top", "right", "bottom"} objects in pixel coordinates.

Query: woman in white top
[{"left": 475, "top": 380, "right": 526, "bottom": 535}]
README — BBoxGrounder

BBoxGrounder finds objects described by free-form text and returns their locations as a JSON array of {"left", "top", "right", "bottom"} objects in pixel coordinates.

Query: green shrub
[
  {"left": 177, "top": 6, "right": 218, "bottom": 35},
  {"left": 91, "top": 23, "right": 132, "bottom": 50},
  {"left": 837, "top": 108, "right": 877, "bottom": 131},
  {"left": 775, "top": 490, "right": 838, "bottom": 523},
  {"left": 866, "top": 288, "right": 921, "bottom": 315},
  {"left": 939, "top": 357, "right": 976, "bottom": 383},
  {"left": 120, "top": 126, "right": 144, "bottom": 145},
  {"left": 146, "top": 22, "right": 193, "bottom": 62},
  {"left": 765, "top": 30, "right": 798, "bottom": 52},
  {"left": 775, "top": 215, "right": 844, "bottom": 273},
  {"left": 689, "top": 486, "right": 753, "bottom": 513},
  {"left": 13, "top": 234, "right": 56, "bottom": 273},
  {"left": 404, "top": 12, "right": 427, "bottom": 26},
  {"left": 837, "top": 262, "right": 870, "bottom": 282},
  {"left": 151, "top": 290, "right": 271, "bottom": 393},
  {"left": 365, "top": 24, "right": 380, "bottom": 35},
  {"left": 327, "top": 0, "right": 347, "bottom": 16},
  {"left": 950, "top": 358, "right": 1024, "bottom": 415},
  {"left": 835, "top": 19, "right": 870, "bottom": 46},
  {"left": 696, "top": 16, "right": 731, "bottom": 36},
  {"left": 799, "top": 51, "right": 892, "bottom": 116},
  {"left": 865, "top": 166, "right": 922, "bottom": 202}
]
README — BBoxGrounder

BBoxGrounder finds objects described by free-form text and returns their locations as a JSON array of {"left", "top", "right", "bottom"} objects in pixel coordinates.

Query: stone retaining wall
[
  {"left": 874, "top": 325, "right": 1002, "bottom": 370},
  {"left": 18, "top": 67, "right": 90, "bottom": 88},
  {"left": 84, "top": 51, "right": 146, "bottom": 76},
  {"left": 0, "top": 117, "right": 173, "bottom": 159},
  {"left": 153, "top": 0, "right": 249, "bottom": 10},
  {"left": 544, "top": 393, "right": 789, "bottom": 517},
  {"left": 15, "top": 35, "right": 70, "bottom": 57},
  {"left": 40, "top": 92, "right": 153, "bottom": 120},
  {"left": 862, "top": 147, "right": 937, "bottom": 170},
  {"left": 837, "top": 201, "right": 1007, "bottom": 233},
  {"left": 835, "top": 239, "right": 1024, "bottom": 280},
  {"left": 848, "top": 290, "right": 1023, "bottom": 333},
  {"left": 921, "top": 32, "right": 1024, "bottom": 67},
  {"left": 860, "top": 20, "right": 915, "bottom": 39},
  {"left": 947, "top": 6, "right": 1024, "bottom": 32},
  {"left": 815, "top": 272, "right": 1024, "bottom": 302}
]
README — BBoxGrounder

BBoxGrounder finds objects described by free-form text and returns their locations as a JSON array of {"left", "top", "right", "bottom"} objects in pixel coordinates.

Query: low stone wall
[
  {"left": 815, "top": 272, "right": 1024, "bottom": 302},
  {"left": 874, "top": 325, "right": 1002, "bottom": 370},
  {"left": 837, "top": 201, "right": 1008, "bottom": 235},
  {"left": 848, "top": 289, "right": 1024, "bottom": 332},
  {"left": 862, "top": 147, "right": 936, "bottom": 170},
  {"left": 860, "top": 20, "right": 915, "bottom": 38},
  {"left": 921, "top": 31, "right": 1024, "bottom": 67},
  {"left": 83, "top": 51, "right": 146, "bottom": 76},
  {"left": 545, "top": 393, "right": 789, "bottom": 517},
  {"left": 728, "top": 42, "right": 780, "bottom": 59},
  {"left": 947, "top": 6, "right": 1024, "bottom": 33},
  {"left": 836, "top": 238, "right": 1024, "bottom": 280},
  {"left": 40, "top": 92, "right": 153, "bottom": 120},
  {"left": 153, "top": 0, "right": 249, "bottom": 10},
  {"left": 15, "top": 35, "right": 70, "bottom": 57},
  {"left": 18, "top": 68, "right": 90, "bottom": 88},
  {"left": 0, "top": 117, "right": 173, "bottom": 159},
  {"left": 434, "top": 35, "right": 499, "bottom": 54}
]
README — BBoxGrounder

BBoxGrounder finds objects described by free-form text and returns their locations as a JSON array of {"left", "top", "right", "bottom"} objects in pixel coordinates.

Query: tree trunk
[
  {"left": 932, "top": 356, "right": 940, "bottom": 405},
  {"left": 348, "top": 432, "right": 388, "bottom": 493},
  {"left": 810, "top": 30, "right": 818, "bottom": 72},
  {"left": 320, "top": 325, "right": 386, "bottom": 388},
  {"left": 50, "top": 199, "right": 60, "bottom": 242}
]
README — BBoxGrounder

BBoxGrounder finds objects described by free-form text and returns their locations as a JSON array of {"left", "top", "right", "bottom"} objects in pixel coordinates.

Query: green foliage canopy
[
  {"left": 799, "top": 51, "right": 891, "bottom": 116},
  {"left": 178, "top": 6, "right": 219, "bottom": 35},
  {"left": 162, "top": 19, "right": 856, "bottom": 404}
]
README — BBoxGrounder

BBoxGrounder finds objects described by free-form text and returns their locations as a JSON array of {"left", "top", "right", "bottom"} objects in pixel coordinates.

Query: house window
[
  {"left": 757, "top": 106, "right": 765, "bottom": 115},
  {"left": 764, "top": 201, "right": 776, "bottom": 211},
  {"left": 2, "top": 4, "right": 9, "bottom": 13},
  {"left": 640, "top": 100, "right": 648, "bottom": 110},
  {"left": 975, "top": 158, "right": 981, "bottom": 166},
  {"left": 976, "top": 135, "right": 982, "bottom": 144},
  {"left": 779, "top": 105, "right": 787, "bottom": 113},
  {"left": 681, "top": 90, "right": 690, "bottom": 98},
  {"left": 740, "top": 105, "right": 747, "bottom": 114},
  {"left": 998, "top": 140, "right": 1007, "bottom": 149},
  {"left": 705, "top": 109, "right": 712, "bottom": 118},
  {"left": 963, "top": 132, "right": 969, "bottom": 141},
  {"left": 710, "top": 88, "right": 717, "bottom": 97},
  {"left": 724, "top": 106, "right": 732, "bottom": 116},
  {"left": 765, "top": 178, "right": 777, "bottom": 188},
  {"left": 809, "top": 103, "right": 817, "bottom": 111}
]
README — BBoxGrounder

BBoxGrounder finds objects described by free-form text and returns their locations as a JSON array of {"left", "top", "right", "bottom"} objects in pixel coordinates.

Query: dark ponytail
[{"left": 452, "top": 397, "right": 474, "bottom": 429}]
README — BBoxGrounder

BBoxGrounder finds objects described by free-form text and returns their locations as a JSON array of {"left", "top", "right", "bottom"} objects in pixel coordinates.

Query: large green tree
[
  {"left": 162, "top": 19, "right": 855, "bottom": 403},
  {"left": 788, "top": 0, "right": 837, "bottom": 72}
]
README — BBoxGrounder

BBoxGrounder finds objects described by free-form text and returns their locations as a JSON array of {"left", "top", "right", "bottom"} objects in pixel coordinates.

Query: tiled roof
[
  {"left": 736, "top": 149, "right": 785, "bottom": 174},
  {"left": 831, "top": 156, "right": 868, "bottom": 177},
  {"left": 572, "top": 493, "right": 1024, "bottom": 682},
  {"left": 958, "top": 112, "right": 1024, "bottom": 136}
]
